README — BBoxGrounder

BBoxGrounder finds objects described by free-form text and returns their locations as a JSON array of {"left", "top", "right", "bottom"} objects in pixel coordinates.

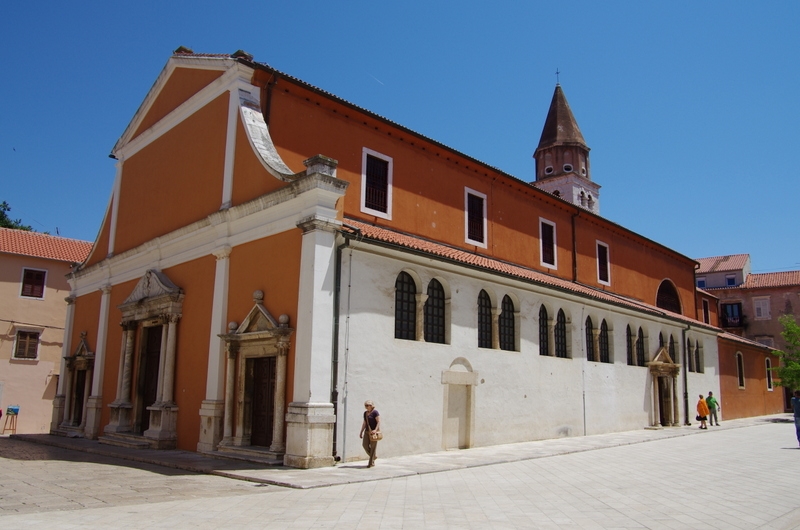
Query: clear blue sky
[{"left": 2, "top": 2, "right": 798, "bottom": 273}]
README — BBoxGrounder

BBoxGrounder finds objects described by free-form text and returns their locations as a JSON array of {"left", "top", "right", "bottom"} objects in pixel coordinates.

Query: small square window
[
  {"left": 21, "top": 268, "right": 47, "bottom": 299},
  {"left": 725, "top": 275, "right": 736, "bottom": 287},
  {"left": 360, "top": 148, "right": 393, "bottom": 220},
  {"left": 596, "top": 241, "right": 610, "bottom": 285},
  {"left": 14, "top": 330, "right": 40, "bottom": 359},
  {"left": 754, "top": 298, "right": 771, "bottom": 320},
  {"left": 540, "top": 218, "right": 557, "bottom": 268},
  {"left": 696, "top": 277, "right": 706, "bottom": 288},
  {"left": 464, "top": 188, "right": 487, "bottom": 248}
]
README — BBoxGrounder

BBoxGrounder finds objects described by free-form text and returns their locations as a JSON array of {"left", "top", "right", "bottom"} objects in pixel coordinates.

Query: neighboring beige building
[{"left": 0, "top": 228, "right": 91, "bottom": 434}]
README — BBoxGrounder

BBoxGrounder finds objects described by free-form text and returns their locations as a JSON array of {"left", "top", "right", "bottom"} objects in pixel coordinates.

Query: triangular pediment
[
  {"left": 235, "top": 303, "right": 279, "bottom": 335},
  {"left": 123, "top": 270, "right": 182, "bottom": 305},
  {"left": 651, "top": 346, "right": 676, "bottom": 365},
  {"left": 70, "top": 332, "right": 94, "bottom": 359}
]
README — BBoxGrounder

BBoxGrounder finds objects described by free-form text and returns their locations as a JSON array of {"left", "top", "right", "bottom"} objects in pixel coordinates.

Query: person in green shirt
[{"left": 706, "top": 391, "right": 720, "bottom": 426}]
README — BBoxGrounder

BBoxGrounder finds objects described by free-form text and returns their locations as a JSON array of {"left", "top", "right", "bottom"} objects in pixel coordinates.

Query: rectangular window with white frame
[
  {"left": 596, "top": 240, "right": 610, "bottom": 285},
  {"left": 539, "top": 218, "right": 557, "bottom": 269},
  {"left": 696, "top": 277, "right": 706, "bottom": 288},
  {"left": 20, "top": 268, "right": 47, "bottom": 299},
  {"left": 360, "top": 148, "right": 393, "bottom": 220},
  {"left": 753, "top": 297, "right": 771, "bottom": 320},
  {"left": 464, "top": 187, "right": 487, "bottom": 248},
  {"left": 702, "top": 299, "right": 710, "bottom": 324},
  {"left": 13, "top": 328, "right": 42, "bottom": 360}
]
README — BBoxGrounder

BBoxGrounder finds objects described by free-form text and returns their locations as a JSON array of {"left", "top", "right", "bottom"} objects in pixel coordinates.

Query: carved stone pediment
[
  {"left": 66, "top": 331, "right": 95, "bottom": 370},
  {"left": 221, "top": 291, "right": 293, "bottom": 344},
  {"left": 647, "top": 346, "right": 680, "bottom": 376},
  {"left": 119, "top": 270, "right": 184, "bottom": 322}
]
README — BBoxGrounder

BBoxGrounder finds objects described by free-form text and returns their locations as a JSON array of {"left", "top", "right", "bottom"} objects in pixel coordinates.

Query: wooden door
[
  {"left": 138, "top": 326, "right": 162, "bottom": 433},
  {"left": 72, "top": 370, "right": 86, "bottom": 426},
  {"left": 250, "top": 357, "right": 276, "bottom": 447}
]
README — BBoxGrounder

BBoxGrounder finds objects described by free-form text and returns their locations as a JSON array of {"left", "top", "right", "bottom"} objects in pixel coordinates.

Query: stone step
[
  {"left": 98, "top": 433, "right": 152, "bottom": 450},
  {"left": 209, "top": 445, "right": 284, "bottom": 466}
]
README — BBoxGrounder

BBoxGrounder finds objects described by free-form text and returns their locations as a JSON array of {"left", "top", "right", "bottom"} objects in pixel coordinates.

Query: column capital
[
  {"left": 65, "top": 295, "right": 77, "bottom": 305},
  {"left": 212, "top": 245, "right": 232, "bottom": 260},
  {"left": 100, "top": 284, "right": 113, "bottom": 295},
  {"left": 303, "top": 154, "right": 338, "bottom": 178},
  {"left": 296, "top": 215, "right": 341, "bottom": 234}
]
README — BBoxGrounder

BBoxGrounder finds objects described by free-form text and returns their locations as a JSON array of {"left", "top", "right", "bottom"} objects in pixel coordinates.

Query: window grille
[
  {"left": 555, "top": 309, "right": 568, "bottom": 358},
  {"left": 597, "top": 243, "right": 609, "bottom": 283},
  {"left": 394, "top": 272, "right": 416, "bottom": 340},
  {"left": 541, "top": 221, "right": 555, "bottom": 266},
  {"left": 467, "top": 194, "right": 485, "bottom": 244},
  {"left": 585, "top": 317, "right": 595, "bottom": 362},
  {"left": 365, "top": 154, "right": 389, "bottom": 213},
  {"left": 627, "top": 325, "right": 634, "bottom": 365},
  {"left": 477, "top": 290, "right": 492, "bottom": 348},
  {"left": 499, "top": 295, "right": 515, "bottom": 351},
  {"left": 539, "top": 305, "right": 549, "bottom": 356},
  {"left": 599, "top": 320, "right": 610, "bottom": 363},
  {"left": 424, "top": 279, "right": 445, "bottom": 344},
  {"left": 636, "top": 327, "right": 646, "bottom": 366}
]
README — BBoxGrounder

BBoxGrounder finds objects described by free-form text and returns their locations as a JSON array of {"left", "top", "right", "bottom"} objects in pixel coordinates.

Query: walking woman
[
  {"left": 697, "top": 394, "right": 709, "bottom": 429},
  {"left": 360, "top": 400, "right": 381, "bottom": 467}
]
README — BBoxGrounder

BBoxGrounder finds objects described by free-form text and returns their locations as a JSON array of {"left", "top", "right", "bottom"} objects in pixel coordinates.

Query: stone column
[
  {"left": 672, "top": 374, "right": 680, "bottom": 426},
  {"left": 415, "top": 293, "right": 428, "bottom": 342},
  {"left": 61, "top": 358, "right": 75, "bottom": 427},
  {"left": 491, "top": 308, "right": 501, "bottom": 350},
  {"left": 144, "top": 314, "right": 180, "bottom": 448},
  {"left": 79, "top": 365, "right": 93, "bottom": 429},
  {"left": 220, "top": 340, "right": 238, "bottom": 446},
  {"left": 651, "top": 375, "right": 660, "bottom": 427},
  {"left": 105, "top": 322, "right": 136, "bottom": 434},
  {"left": 284, "top": 212, "right": 340, "bottom": 469},
  {"left": 85, "top": 284, "right": 111, "bottom": 439},
  {"left": 51, "top": 296, "right": 75, "bottom": 433},
  {"left": 161, "top": 316, "right": 179, "bottom": 405},
  {"left": 269, "top": 327, "right": 290, "bottom": 453},
  {"left": 197, "top": 246, "right": 232, "bottom": 452}
]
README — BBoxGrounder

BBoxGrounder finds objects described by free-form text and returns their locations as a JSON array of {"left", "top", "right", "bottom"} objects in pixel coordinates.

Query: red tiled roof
[
  {"left": 743, "top": 271, "right": 800, "bottom": 289},
  {"left": 0, "top": 228, "right": 92, "bottom": 263},
  {"left": 695, "top": 254, "right": 749, "bottom": 274},
  {"left": 718, "top": 331, "right": 775, "bottom": 351},
  {"left": 345, "top": 219, "right": 712, "bottom": 329}
]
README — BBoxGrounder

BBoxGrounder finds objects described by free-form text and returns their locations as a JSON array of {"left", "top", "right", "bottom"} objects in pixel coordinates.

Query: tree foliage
[
  {"left": 773, "top": 314, "right": 800, "bottom": 391},
  {"left": 0, "top": 201, "right": 33, "bottom": 231}
]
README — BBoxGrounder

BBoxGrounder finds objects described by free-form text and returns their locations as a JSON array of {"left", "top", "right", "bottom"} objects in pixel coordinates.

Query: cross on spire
[{"left": 555, "top": 68, "right": 560, "bottom": 85}]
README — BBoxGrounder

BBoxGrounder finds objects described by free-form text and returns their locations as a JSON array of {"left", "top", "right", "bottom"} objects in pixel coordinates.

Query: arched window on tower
[
  {"left": 656, "top": 280, "right": 682, "bottom": 314},
  {"left": 394, "top": 272, "right": 416, "bottom": 340},
  {"left": 424, "top": 279, "right": 446, "bottom": 344},
  {"left": 477, "top": 290, "right": 492, "bottom": 348}
]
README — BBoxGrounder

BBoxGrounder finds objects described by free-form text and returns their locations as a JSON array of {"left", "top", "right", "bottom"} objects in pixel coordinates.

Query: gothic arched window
[
  {"left": 539, "top": 305, "right": 549, "bottom": 356},
  {"left": 627, "top": 325, "right": 634, "bottom": 365},
  {"left": 555, "top": 309, "right": 568, "bottom": 358},
  {"left": 585, "top": 317, "right": 595, "bottom": 362},
  {"left": 656, "top": 280, "right": 682, "bottom": 314},
  {"left": 394, "top": 272, "right": 416, "bottom": 340},
  {"left": 424, "top": 279, "right": 445, "bottom": 344},
  {"left": 477, "top": 290, "right": 492, "bottom": 348},
  {"left": 636, "top": 327, "right": 646, "bottom": 366},
  {"left": 599, "top": 320, "right": 610, "bottom": 363},
  {"left": 499, "top": 295, "right": 515, "bottom": 351}
]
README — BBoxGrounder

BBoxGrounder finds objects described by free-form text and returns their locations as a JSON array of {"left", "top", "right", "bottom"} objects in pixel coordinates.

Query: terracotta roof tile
[
  {"left": 695, "top": 254, "right": 750, "bottom": 274},
  {"left": 0, "top": 228, "right": 92, "bottom": 263},
  {"left": 718, "top": 331, "right": 775, "bottom": 351},
  {"left": 743, "top": 271, "right": 800, "bottom": 289},
  {"left": 345, "top": 219, "right": 711, "bottom": 329}
]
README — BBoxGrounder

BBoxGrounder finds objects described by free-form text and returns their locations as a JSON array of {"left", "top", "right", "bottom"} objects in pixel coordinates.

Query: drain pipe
[
  {"left": 330, "top": 225, "right": 360, "bottom": 460},
  {"left": 682, "top": 324, "right": 691, "bottom": 425}
]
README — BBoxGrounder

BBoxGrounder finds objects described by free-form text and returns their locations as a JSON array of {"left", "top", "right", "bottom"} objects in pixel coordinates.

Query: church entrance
[
  {"left": 72, "top": 370, "right": 87, "bottom": 426},
  {"left": 249, "top": 356, "right": 276, "bottom": 447},
  {"left": 136, "top": 325, "right": 162, "bottom": 434},
  {"left": 657, "top": 376, "right": 672, "bottom": 426}
]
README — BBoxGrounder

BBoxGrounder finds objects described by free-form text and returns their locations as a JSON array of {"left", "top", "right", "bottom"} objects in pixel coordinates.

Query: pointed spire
[{"left": 536, "top": 85, "right": 587, "bottom": 151}]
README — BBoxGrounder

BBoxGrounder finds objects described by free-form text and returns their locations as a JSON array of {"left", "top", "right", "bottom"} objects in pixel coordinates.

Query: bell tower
[{"left": 533, "top": 84, "right": 600, "bottom": 214}]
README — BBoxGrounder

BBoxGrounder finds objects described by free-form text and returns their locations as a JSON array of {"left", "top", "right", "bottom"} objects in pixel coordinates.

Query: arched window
[
  {"left": 539, "top": 305, "right": 549, "bottom": 356},
  {"left": 656, "top": 280, "right": 682, "bottom": 314},
  {"left": 695, "top": 340, "right": 703, "bottom": 373},
  {"left": 668, "top": 335, "right": 676, "bottom": 360},
  {"left": 477, "top": 290, "right": 492, "bottom": 348},
  {"left": 585, "top": 317, "right": 595, "bottom": 362},
  {"left": 424, "top": 279, "right": 445, "bottom": 344},
  {"left": 658, "top": 333, "right": 665, "bottom": 348},
  {"left": 687, "top": 339, "right": 695, "bottom": 372},
  {"left": 599, "top": 320, "right": 610, "bottom": 363},
  {"left": 766, "top": 358, "right": 774, "bottom": 390},
  {"left": 626, "top": 325, "right": 634, "bottom": 365},
  {"left": 736, "top": 352, "right": 745, "bottom": 388},
  {"left": 636, "top": 327, "right": 646, "bottom": 366},
  {"left": 394, "top": 272, "right": 416, "bottom": 340},
  {"left": 499, "top": 295, "right": 515, "bottom": 351},
  {"left": 555, "top": 309, "right": 568, "bottom": 358}
]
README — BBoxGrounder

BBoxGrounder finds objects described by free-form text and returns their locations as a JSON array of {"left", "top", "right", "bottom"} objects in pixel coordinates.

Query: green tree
[
  {"left": 773, "top": 314, "right": 800, "bottom": 391},
  {"left": 0, "top": 201, "right": 33, "bottom": 231}
]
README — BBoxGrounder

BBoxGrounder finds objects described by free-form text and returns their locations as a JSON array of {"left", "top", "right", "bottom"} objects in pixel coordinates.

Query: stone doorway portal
[{"left": 249, "top": 356, "right": 276, "bottom": 447}]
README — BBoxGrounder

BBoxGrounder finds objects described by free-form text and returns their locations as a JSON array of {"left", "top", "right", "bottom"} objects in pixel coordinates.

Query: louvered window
[
  {"left": 14, "top": 331, "right": 40, "bottom": 359},
  {"left": 21, "top": 269, "right": 46, "bottom": 298}
]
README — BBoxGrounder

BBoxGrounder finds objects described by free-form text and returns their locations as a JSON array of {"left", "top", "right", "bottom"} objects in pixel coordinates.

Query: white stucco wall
[{"left": 333, "top": 243, "right": 719, "bottom": 462}]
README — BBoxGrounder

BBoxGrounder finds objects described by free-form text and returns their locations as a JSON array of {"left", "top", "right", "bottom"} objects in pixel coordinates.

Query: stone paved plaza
[{"left": 1, "top": 415, "right": 798, "bottom": 529}]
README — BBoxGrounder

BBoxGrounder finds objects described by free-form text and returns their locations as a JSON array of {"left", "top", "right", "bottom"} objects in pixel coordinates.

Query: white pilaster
[
  {"left": 85, "top": 285, "right": 112, "bottom": 438},
  {"left": 108, "top": 161, "right": 123, "bottom": 256},
  {"left": 221, "top": 92, "right": 238, "bottom": 209},
  {"left": 50, "top": 296, "right": 75, "bottom": 432}
]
